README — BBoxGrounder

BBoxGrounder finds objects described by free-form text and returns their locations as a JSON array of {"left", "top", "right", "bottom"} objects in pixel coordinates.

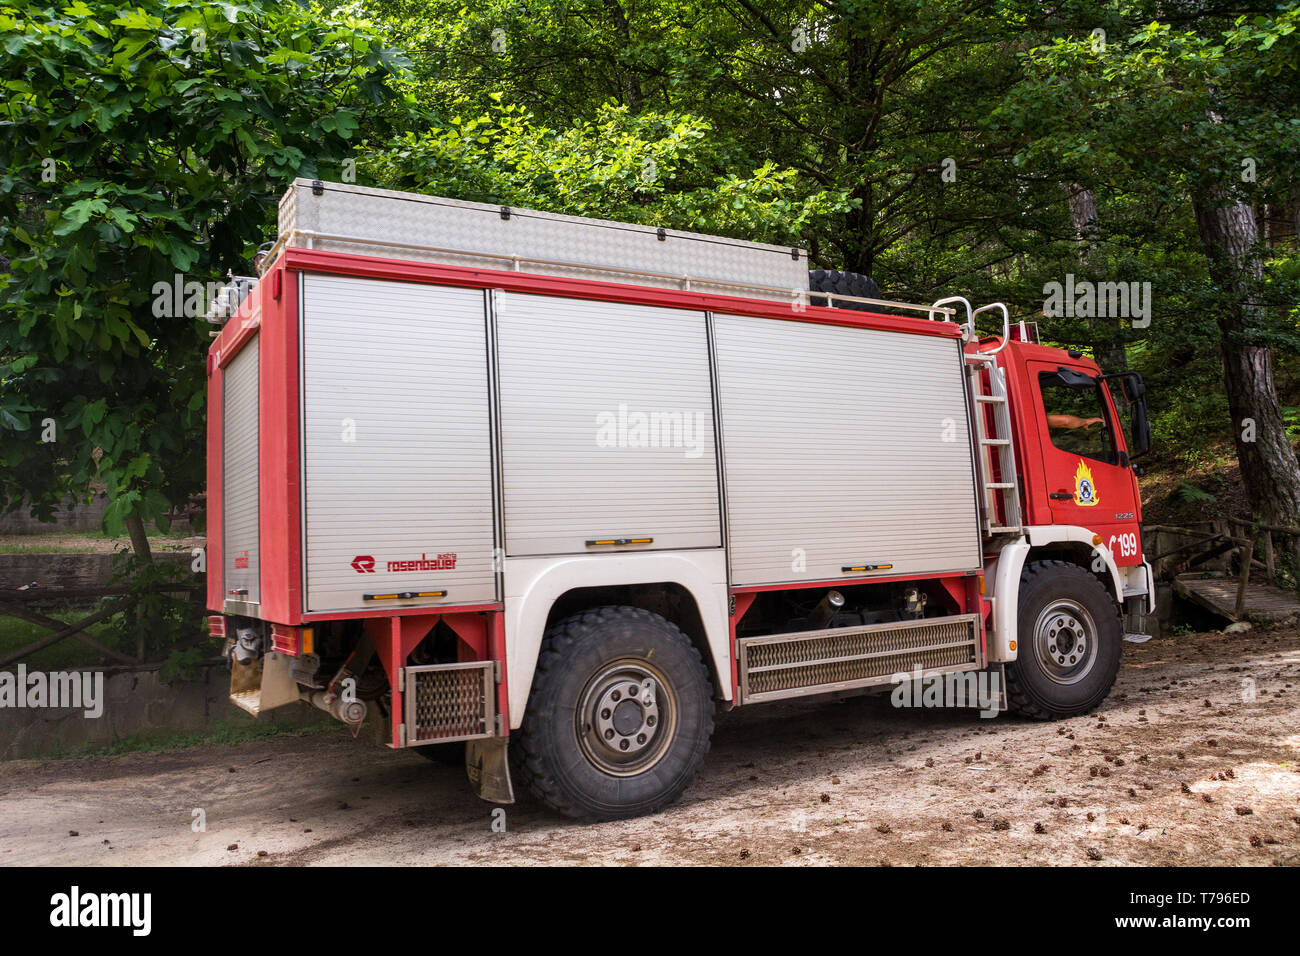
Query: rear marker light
[
  {"left": 363, "top": 590, "right": 447, "bottom": 601},
  {"left": 207, "top": 615, "right": 227, "bottom": 638}
]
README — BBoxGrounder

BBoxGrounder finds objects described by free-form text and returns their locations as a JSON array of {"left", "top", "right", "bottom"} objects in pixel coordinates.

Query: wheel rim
[
  {"left": 576, "top": 659, "right": 676, "bottom": 776},
  {"left": 1032, "top": 599, "right": 1098, "bottom": 685}
]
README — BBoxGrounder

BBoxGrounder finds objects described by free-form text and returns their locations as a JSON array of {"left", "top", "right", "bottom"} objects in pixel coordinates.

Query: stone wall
[
  {"left": 0, "top": 495, "right": 108, "bottom": 534},
  {"left": 0, "top": 552, "right": 194, "bottom": 590},
  {"left": 0, "top": 662, "right": 326, "bottom": 760}
]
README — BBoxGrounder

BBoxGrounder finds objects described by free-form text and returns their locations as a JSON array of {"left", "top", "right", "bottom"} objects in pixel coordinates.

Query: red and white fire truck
[{"left": 206, "top": 179, "right": 1155, "bottom": 819}]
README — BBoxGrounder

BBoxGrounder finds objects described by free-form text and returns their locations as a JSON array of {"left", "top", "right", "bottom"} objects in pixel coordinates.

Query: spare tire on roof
[{"left": 808, "top": 269, "right": 881, "bottom": 311}]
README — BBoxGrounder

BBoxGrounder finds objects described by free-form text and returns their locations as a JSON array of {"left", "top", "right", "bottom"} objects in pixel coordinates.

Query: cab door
[{"left": 1026, "top": 361, "right": 1142, "bottom": 567}]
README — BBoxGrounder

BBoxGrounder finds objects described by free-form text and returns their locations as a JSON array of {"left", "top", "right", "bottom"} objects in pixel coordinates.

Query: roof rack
[
  {"left": 260, "top": 227, "right": 958, "bottom": 319},
  {"left": 202, "top": 274, "right": 259, "bottom": 326}
]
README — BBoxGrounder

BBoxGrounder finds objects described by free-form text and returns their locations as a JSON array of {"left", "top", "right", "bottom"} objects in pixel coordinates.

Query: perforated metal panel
[
  {"left": 495, "top": 293, "right": 722, "bottom": 556},
  {"left": 405, "top": 662, "right": 496, "bottom": 744},
  {"left": 279, "top": 180, "right": 807, "bottom": 302},
  {"left": 222, "top": 337, "right": 260, "bottom": 605},
  {"left": 300, "top": 275, "right": 497, "bottom": 612},
  {"left": 713, "top": 314, "right": 982, "bottom": 586},
  {"left": 739, "top": 615, "right": 982, "bottom": 703}
]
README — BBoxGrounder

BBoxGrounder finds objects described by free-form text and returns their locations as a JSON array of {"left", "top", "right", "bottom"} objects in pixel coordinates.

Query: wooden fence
[{"left": 0, "top": 584, "right": 205, "bottom": 669}]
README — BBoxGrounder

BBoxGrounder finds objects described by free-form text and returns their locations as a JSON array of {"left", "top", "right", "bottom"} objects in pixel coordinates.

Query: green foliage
[
  {"left": 109, "top": 548, "right": 206, "bottom": 664},
  {"left": 369, "top": 101, "right": 852, "bottom": 243},
  {"left": 1176, "top": 482, "right": 1217, "bottom": 505},
  {"left": 158, "top": 645, "right": 205, "bottom": 684},
  {"left": 0, "top": 0, "right": 413, "bottom": 534},
  {"left": 49, "top": 716, "right": 340, "bottom": 758}
]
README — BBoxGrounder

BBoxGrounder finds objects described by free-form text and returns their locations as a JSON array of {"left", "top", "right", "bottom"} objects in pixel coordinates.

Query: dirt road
[{"left": 2, "top": 624, "right": 1298, "bottom": 866}]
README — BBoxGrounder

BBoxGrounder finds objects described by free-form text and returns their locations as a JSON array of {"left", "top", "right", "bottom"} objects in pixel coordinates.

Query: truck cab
[{"left": 1001, "top": 340, "right": 1149, "bottom": 569}]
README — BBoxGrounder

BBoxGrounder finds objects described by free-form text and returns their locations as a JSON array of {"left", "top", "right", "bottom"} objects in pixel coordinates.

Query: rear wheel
[
  {"left": 1006, "top": 560, "right": 1122, "bottom": 719},
  {"left": 808, "top": 269, "right": 881, "bottom": 311},
  {"left": 514, "top": 606, "right": 715, "bottom": 820}
]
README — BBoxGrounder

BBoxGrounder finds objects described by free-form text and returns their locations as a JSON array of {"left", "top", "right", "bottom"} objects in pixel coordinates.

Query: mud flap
[
  {"left": 466, "top": 737, "right": 515, "bottom": 804},
  {"left": 229, "top": 651, "right": 300, "bottom": 716}
]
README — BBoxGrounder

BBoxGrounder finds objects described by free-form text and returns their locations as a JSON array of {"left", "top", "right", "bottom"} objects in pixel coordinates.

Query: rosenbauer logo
[{"left": 351, "top": 553, "right": 457, "bottom": 573}]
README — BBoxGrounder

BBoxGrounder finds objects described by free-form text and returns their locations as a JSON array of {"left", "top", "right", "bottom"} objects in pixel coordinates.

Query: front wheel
[
  {"left": 1006, "top": 560, "right": 1122, "bottom": 719},
  {"left": 514, "top": 606, "right": 715, "bottom": 820}
]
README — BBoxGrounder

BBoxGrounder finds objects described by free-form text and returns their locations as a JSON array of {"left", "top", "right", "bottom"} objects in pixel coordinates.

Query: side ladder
[{"left": 967, "top": 353, "right": 1023, "bottom": 536}]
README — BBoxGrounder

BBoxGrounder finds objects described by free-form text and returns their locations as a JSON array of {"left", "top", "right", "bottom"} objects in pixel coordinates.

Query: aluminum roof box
[{"left": 276, "top": 179, "right": 808, "bottom": 302}]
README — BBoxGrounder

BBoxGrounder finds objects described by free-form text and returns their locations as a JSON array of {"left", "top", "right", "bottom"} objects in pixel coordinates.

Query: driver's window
[{"left": 1038, "top": 372, "right": 1115, "bottom": 464}]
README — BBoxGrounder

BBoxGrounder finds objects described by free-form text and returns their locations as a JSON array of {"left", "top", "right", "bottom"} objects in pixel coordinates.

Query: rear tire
[
  {"left": 514, "top": 606, "right": 715, "bottom": 820},
  {"left": 808, "top": 269, "right": 881, "bottom": 311},
  {"left": 1006, "top": 560, "right": 1122, "bottom": 719}
]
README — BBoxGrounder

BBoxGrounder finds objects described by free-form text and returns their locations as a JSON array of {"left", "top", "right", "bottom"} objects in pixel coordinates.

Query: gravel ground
[{"left": 1, "top": 622, "right": 1297, "bottom": 866}]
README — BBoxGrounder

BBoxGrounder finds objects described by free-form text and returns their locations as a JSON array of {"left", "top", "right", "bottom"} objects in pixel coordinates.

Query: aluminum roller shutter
[
  {"left": 223, "top": 337, "right": 261, "bottom": 604},
  {"left": 301, "top": 275, "right": 498, "bottom": 612},
  {"left": 713, "top": 314, "right": 982, "bottom": 586},
  {"left": 495, "top": 293, "right": 721, "bottom": 556}
]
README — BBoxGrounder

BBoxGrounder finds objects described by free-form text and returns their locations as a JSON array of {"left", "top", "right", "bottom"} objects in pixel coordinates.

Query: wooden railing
[
  {"left": 0, "top": 584, "right": 204, "bottom": 669},
  {"left": 1147, "top": 519, "right": 1300, "bottom": 620}
]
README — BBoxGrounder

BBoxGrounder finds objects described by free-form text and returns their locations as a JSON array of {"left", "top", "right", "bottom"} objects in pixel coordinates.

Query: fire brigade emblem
[{"left": 1073, "top": 459, "right": 1100, "bottom": 507}]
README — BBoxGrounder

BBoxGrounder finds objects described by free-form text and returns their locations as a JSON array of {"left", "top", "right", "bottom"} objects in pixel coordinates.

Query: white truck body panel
[
  {"left": 299, "top": 275, "right": 499, "bottom": 612},
  {"left": 495, "top": 292, "right": 722, "bottom": 556},
  {"left": 278, "top": 179, "right": 808, "bottom": 303},
  {"left": 502, "top": 550, "right": 731, "bottom": 727},
  {"left": 711, "top": 313, "right": 983, "bottom": 585},
  {"left": 222, "top": 335, "right": 260, "bottom": 605}
]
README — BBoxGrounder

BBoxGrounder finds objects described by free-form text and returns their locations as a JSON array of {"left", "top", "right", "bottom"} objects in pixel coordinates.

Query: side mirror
[
  {"left": 1101, "top": 371, "right": 1153, "bottom": 460},
  {"left": 1124, "top": 372, "right": 1153, "bottom": 459}
]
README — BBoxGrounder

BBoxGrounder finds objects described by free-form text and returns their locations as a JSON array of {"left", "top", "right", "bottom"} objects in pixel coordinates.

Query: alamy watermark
[
  {"left": 889, "top": 665, "right": 1001, "bottom": 718},
  {"left": 1043, "top": 274, "right": 1151, "bottom": 328},
  {"left": 595, "top": 403, "right": 707, "bottom": 459},
  {"left": 152, "top": 274, "right": 228, "bottom": 318},
  {"left": 0, "top": 666, "right": 104, "bottom": 718},
  {"left": 50, "top": 886, "right": 150, "bottom": 936}
]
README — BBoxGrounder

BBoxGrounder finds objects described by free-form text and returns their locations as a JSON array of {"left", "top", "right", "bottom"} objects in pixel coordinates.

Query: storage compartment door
[
  {"left": 301, "top": 276, "right": 497, "bottom": 613},
  {"left": 496, "top": 293, "right": 721, "bottom": 556},
  {"left": 713, "top": 314, "right": 982, "bottom": 586},
  {"left": 222, "top": 336, "right": 260, "bottom": 605}
]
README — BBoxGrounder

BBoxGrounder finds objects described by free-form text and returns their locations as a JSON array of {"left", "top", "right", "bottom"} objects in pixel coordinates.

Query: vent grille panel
[
  {"left": 740, "top": 615, "right": 982, "bottom": 702},
  {"left": 405, "top": 663, "right": 496, "bottom": 744}
]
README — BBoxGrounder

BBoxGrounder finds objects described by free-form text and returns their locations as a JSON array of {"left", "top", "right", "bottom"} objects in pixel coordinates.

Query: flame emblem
[{"left": 1073, "top": 459, "right": 1100, "bottom": 507}]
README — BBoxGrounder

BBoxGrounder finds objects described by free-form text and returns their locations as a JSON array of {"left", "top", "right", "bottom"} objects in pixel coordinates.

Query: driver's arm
[{"left": 1047, "top": 413, "right": 1104, "bottom": 430}]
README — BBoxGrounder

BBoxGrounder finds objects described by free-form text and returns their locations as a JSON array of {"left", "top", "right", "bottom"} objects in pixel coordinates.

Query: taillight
[
  {"left": 270, "top": 624, "right": 313, "bottom": 657},
  {"left": 207, "top": 615, "right": 227, "bottom": 639}
]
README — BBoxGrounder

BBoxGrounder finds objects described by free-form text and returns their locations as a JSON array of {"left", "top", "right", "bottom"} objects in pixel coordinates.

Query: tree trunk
[
  {"left": 1067, "top": 184, "right": 1099, "bottom": 249},
  {"left": 1192, "top": 187, "right": 1300, "bottom": 527},
  {"left": 1068, "top": 184, "right": 1127, "bottom": 372},
  {"left": 603, "top": 0, "right": 642, "bottom": 111},
  {"left": 125, "top": 513, "right": 153, "bottom": 562},
  {"left": 1292, "top": 178, "right": 1299, "bottom": 243}
]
